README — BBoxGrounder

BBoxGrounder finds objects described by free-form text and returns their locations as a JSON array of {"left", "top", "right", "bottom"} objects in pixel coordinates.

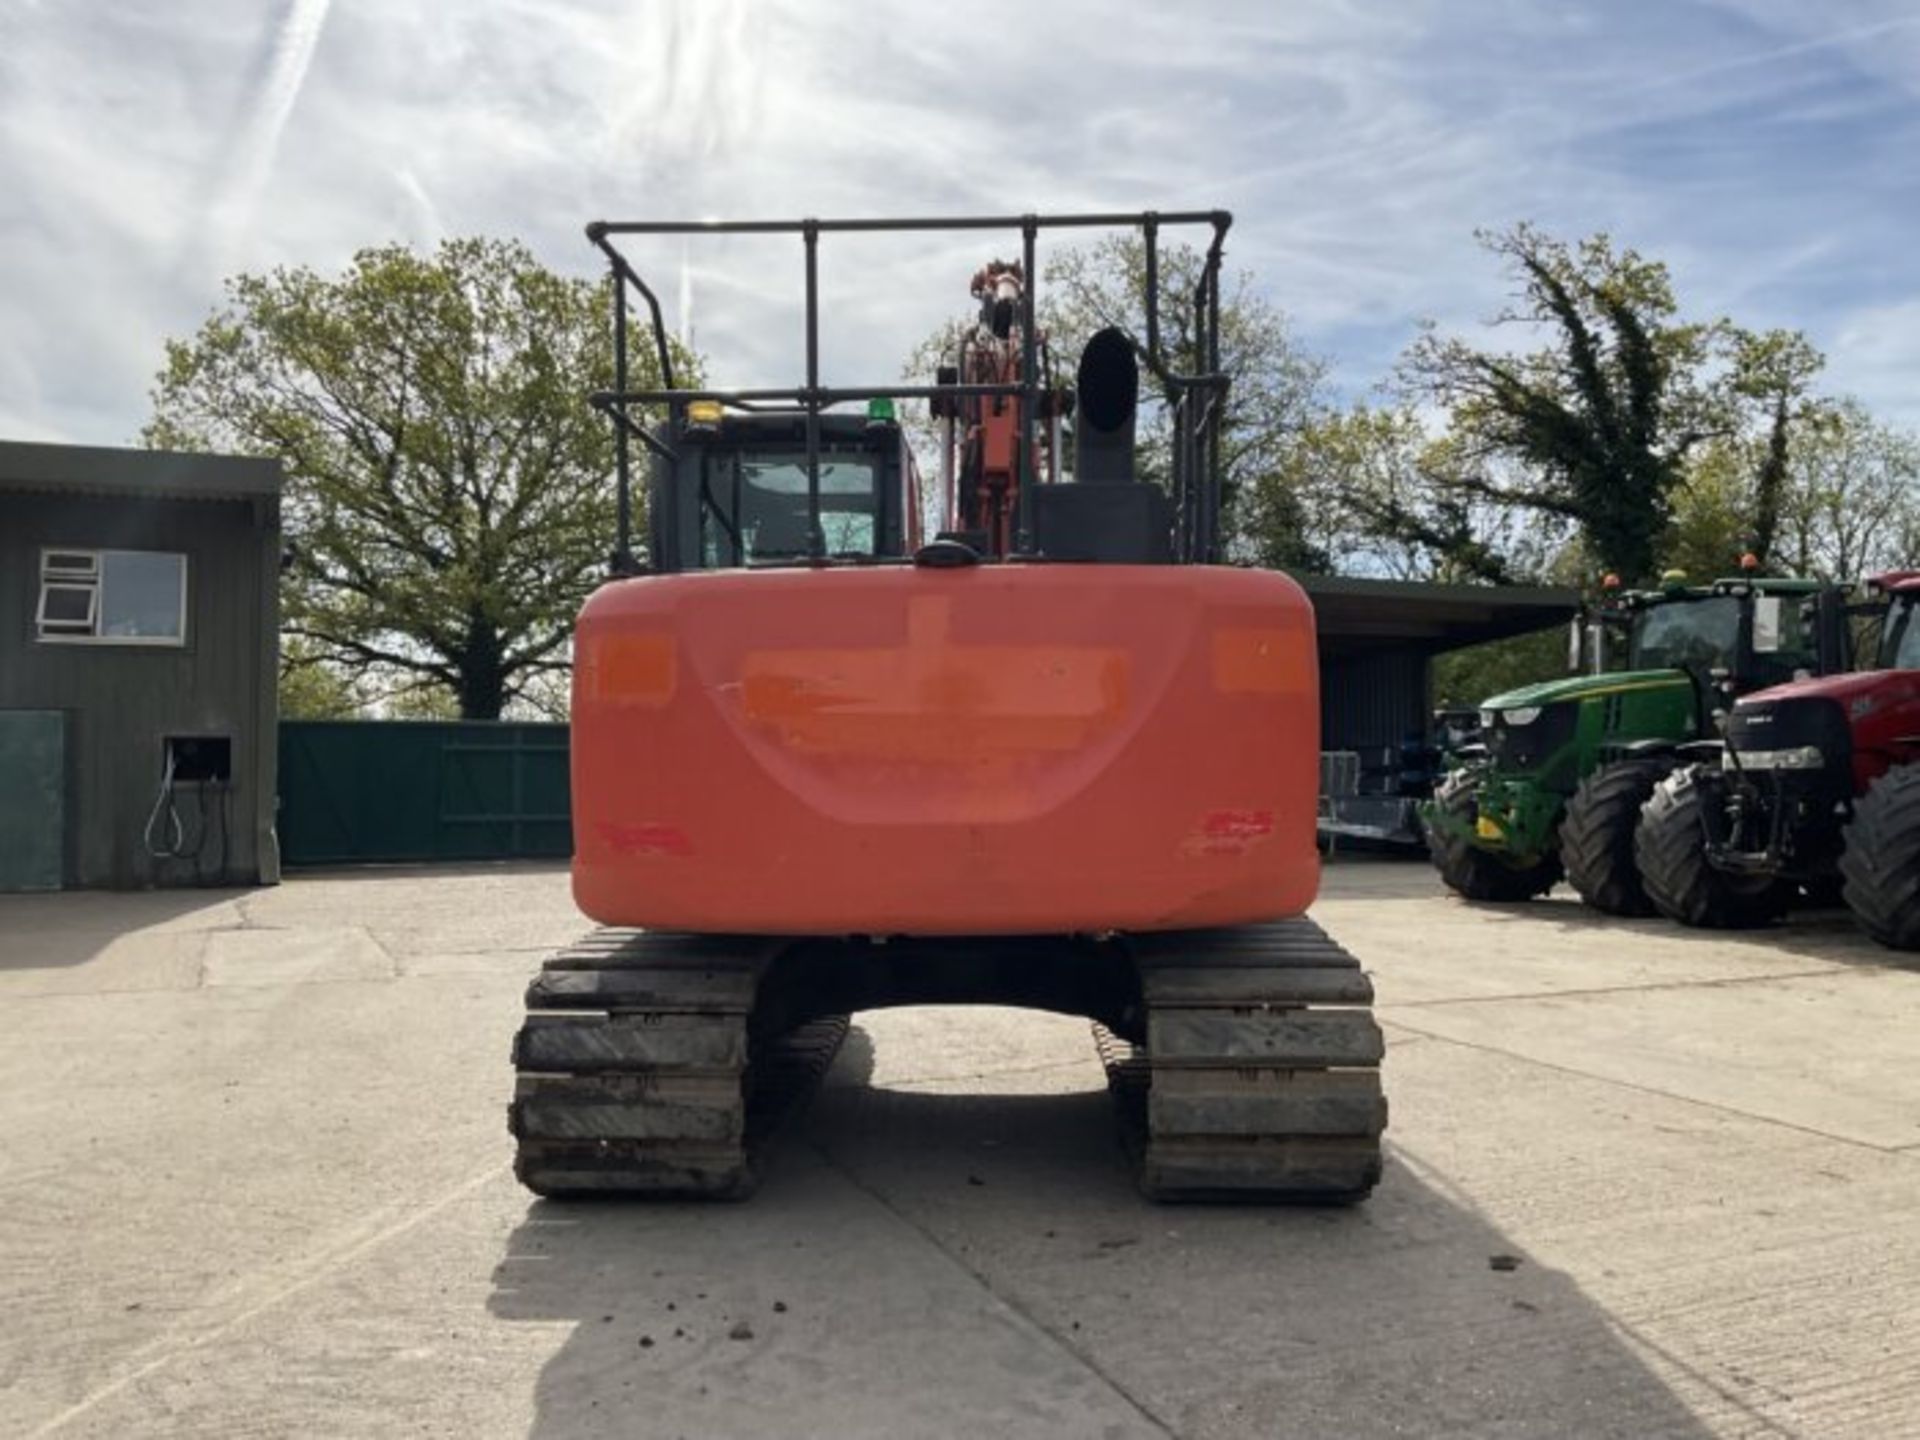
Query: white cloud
[
  {"left": 2, "top": 0, "right": 1917, "bottom": 443},
  {"left": 1827, "top": 298, "right": 1920, "bottom": 418}
]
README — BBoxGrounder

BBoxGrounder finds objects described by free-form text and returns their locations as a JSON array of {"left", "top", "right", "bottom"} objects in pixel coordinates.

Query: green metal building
[{"left": 0, "top": 440, "right": 282, "bottom": 890}]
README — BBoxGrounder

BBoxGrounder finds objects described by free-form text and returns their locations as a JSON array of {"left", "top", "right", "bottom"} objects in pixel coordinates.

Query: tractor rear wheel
[
  {"left": 1561, "top": 756, "right": 1678, "bottom": 916},
  {"left": 1839, "top": 764, "right": 1920, "bottom": 951},
  {"left": 1636, "top": 769, "right": 1790, "bottom": 929},
  {"left": 1427, "top": 772, "right": 1562, "bottom": 903}
]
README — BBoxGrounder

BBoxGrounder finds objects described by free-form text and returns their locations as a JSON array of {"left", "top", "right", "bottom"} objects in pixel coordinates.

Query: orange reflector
[
  {"left": 590, "top": 632, "right": 676, "bottom": 707},
  {"left": 1212, "top": 628, "right": 1307, "bottom": 694}
]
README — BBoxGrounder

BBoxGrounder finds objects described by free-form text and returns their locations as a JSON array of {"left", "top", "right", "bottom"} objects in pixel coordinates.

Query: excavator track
[
  {"left": 509, "top": 931, "right": 847, "bottom": 1200},
  {"left": 1095, "top": 918, "right": 1386, "bottom": 1202}
]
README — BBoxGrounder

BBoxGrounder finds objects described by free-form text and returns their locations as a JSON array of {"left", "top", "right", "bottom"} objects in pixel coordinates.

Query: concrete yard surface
[{"left": 2, "top": 860, "right": 1917, "bottom": 1438}]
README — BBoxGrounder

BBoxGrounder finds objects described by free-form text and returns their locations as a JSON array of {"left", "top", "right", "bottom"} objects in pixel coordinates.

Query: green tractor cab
[{"left": 1424, "top": 573, "right": 1849, "bottom": 910}]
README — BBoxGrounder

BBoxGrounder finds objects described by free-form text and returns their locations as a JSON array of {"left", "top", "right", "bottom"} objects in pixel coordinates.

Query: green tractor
[{"left": 1425, "top": 571, "right": 1850, "bottom": 912}]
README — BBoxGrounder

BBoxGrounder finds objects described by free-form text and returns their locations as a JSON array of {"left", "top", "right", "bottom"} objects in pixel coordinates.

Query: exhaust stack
[{"left": 1073, "top": 327, "right": 1138, "bottom": 484}]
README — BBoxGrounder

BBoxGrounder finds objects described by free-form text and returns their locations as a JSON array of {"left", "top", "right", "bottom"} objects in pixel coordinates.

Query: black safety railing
[{"left": 587, "top": 211, "right": 1233, "bottom": 572}]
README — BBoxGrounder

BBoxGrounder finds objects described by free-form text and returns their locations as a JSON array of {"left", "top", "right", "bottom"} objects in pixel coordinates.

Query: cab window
[
  {"left": 1887, "top": 597, "right": 1920, "bottom": 670},
  {"left": 1630, "top": 596, "right": 1741, "bottom": 671},
  {"left": 1745, "top": 593, "right": 1822, "bottom": 687},
  {"left": 700, "top": 452, "right": 881, "bottom": 566}
]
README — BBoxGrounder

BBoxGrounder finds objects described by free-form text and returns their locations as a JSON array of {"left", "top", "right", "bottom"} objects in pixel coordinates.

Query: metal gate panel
[
  {"left": 439, "top": 728, "right": 572, "bottom": 859},
  {"left": 278, "top": 722, "right": 571, "bottom": 866}
]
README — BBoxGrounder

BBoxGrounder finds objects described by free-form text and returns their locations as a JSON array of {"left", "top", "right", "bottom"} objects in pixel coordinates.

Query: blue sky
[{"left": 3, "top": 0, "right": 1918, "bottom": 444}]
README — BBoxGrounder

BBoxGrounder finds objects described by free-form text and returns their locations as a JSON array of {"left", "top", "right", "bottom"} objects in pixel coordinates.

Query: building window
[{"left": 36, "top": 548, "right": 188, "bottom": 645}]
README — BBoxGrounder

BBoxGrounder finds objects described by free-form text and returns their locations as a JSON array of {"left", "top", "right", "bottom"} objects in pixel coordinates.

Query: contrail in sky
[
  {"left": 207, "top": 0, "right": 332, "bottom": 262},
  {"left": 1608, "top": 12, "right": 1920, "bottom": 98}
]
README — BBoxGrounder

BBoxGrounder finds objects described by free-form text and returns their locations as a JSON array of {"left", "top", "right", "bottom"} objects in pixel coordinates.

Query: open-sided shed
[
  {"left": 1295, "top": 574, "right": 1580, "bottom": 845},
  {"left": 1299, "top": 574, "right": 1581, "bottom": 754}
]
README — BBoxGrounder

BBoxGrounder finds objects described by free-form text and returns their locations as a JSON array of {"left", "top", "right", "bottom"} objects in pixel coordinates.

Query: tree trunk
[{"left": 456, "top": 617, "right": 508, "bottom": 719}]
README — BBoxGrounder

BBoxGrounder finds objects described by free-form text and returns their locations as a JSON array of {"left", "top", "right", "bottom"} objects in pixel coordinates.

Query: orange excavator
[{"left": 510, "top": 212, "right": 1386, "bottom": 1201}]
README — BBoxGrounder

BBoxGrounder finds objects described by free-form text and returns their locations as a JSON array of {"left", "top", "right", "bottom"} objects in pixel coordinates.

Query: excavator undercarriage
[{"left": 511, "top": 921, "right": 1385, "bottom": 1203}]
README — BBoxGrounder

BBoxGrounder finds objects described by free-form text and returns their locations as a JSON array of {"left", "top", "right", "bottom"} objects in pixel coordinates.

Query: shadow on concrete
[
  {"left": 489, "top": 1034, "right": 1739, "bottom": 1440},
  {"left": 0, "top": 887, "right": 243, "bottom": 969},
  {"left": 1519, "top": 891, "right": 1914, "bottom": 973},
  {"left": 281, "top": 858, "right": 571, "bottom": 880},
  {"left": 1325, "top": 857, "right": 1913, "bottom": 974}
]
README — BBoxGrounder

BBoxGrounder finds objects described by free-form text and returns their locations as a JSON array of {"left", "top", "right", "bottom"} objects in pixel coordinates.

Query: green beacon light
[{"left": 865, "top": 397, "right": 897, "bottom": 425}]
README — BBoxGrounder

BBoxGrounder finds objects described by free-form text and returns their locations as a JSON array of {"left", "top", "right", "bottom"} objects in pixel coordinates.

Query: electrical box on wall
[{"left": 165, "top": 734, "right": 232, "bottom": 783}]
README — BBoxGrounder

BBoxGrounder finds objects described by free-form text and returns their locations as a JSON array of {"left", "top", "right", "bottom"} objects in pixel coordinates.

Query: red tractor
[{"left": 1636, "top": 571, "right": 1920, "bottom": 947}]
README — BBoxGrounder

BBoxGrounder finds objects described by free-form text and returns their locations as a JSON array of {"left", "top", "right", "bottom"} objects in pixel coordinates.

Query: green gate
[{"left": 278, "top": 722, "right": 571, "bottom": 866}]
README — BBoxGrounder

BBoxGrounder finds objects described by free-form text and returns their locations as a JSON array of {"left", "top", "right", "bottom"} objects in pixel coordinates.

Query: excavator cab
[{"left": 649, "top": 410, "right": 918, "bottom": 570}]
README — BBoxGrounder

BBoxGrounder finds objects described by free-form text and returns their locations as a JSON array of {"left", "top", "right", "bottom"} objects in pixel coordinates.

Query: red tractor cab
[{"left": 1636, "top": 572, "right": 1920, "bottom": 947}]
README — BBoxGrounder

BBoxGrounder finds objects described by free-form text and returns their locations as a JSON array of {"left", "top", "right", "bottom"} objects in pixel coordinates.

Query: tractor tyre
[
  {"left": 1635, "top": 769, "right": 1791, "bottom": 930},
  {"left": 1839, "top": 764, "right": 1920, "bottom": 951},
  {"left": 1561, "top": 756, "right": 1678, "bottom": 916},
  {"left": 1427, "top": 772, "right": 1562, "bottom": 903}
]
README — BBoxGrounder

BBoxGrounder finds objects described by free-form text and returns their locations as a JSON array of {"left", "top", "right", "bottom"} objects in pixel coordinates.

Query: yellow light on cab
[{"left": 685, "top": 400, "right": 724, "bottom": 427}]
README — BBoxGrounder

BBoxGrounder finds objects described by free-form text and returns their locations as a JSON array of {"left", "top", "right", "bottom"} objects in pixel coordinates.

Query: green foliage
[
  {"left": 1432, "top": 628, "right": 1571, "bottom": 707},
  {"left": 1398, "top": 224, "right": 1728, "bottom": 585},
  {"left": 146, "top": 237, "right": 696, "bottom": 719},
  {"left": 1378, "top": 224, "right": 1845, "bottom": 591},
  {"left": 1772, "top": 399, "right": 1920, "bottom": 579},
  {"left": 1264, "top": 406, "right": 1561, "bottom": 581},
  {"left": 278, "top": 637, "right": 363, "bottom": 719},
  {"left": 1663, "top": 440, "right": 1755, "bottom": 582},
  {"left": 1665, "top": 399, "right": 1920, "bottom": 582},
  {"left": 1729, "top": 328, "right": 1825, "bottom": 565},
  {"left": 1040, "top": 236, "right": 1325, "bottom": 527},
  {"left": 1245, "top": 407, "right": 1399, "bottom": 575},
  {"left": 382, "top": 680, "right": 462, "bottom": 721}
]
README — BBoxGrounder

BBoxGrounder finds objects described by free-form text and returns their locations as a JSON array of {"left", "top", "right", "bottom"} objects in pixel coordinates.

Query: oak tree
[{"left": 146, "top": 237, "right": 694, "bottom": 718}]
